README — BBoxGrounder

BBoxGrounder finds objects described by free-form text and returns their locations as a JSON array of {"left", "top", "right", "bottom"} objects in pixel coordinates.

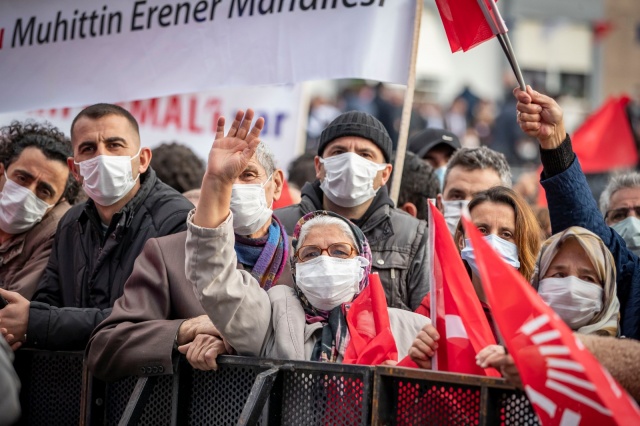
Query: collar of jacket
[
  {"left": 80, "top": 168, "right": 157, "bottom": 238},
  {"left": 300, "top": 180, "right": 395, "bottom": 240}
]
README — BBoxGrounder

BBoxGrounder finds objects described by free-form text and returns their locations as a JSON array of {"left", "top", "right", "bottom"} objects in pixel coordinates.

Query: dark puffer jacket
[
  {"left": 26, "top": 168, "right": 193, "bottom": 350},
  {"left": 275, "top": 181, "right": 429, "bottom": 311},
  {"left": 540, "top": 136, "right": 640, "bottom": 339}
]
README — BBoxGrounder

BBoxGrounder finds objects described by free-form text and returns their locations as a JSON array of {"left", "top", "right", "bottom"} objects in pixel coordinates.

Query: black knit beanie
[{"left": 317, "top": 111, "right": 393, "bottom": 163}]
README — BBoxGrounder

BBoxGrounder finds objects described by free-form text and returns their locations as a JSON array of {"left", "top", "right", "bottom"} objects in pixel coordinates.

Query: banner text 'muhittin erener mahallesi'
[{"left": 4, "top": 0, "right": 386, "bottom": 49}]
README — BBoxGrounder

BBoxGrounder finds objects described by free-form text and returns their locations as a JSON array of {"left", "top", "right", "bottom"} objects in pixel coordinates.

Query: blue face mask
[
  {"left": 434, "top": 166, "right": 447, "bottom": 190},
  {"left": 460, "top": 234, "right": 520, "bottom": 276}
]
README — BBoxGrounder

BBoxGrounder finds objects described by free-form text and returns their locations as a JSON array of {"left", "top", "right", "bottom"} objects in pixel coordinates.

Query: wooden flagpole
[{"left": 389, "top": 0, "right": 424, "bottom": 205}]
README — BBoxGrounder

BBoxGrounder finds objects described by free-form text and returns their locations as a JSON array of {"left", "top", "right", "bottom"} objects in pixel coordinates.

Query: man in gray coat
[{"left": 275, "top": 111, "right": 429, "bottom": 311}]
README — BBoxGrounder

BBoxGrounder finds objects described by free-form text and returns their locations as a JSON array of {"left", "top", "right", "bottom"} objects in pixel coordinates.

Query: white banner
[
  {"left": 0, "top": 85, "right": 306, "bottom": 174},
  {"left": 0, "top": 0, "right": 415, "bottom": 113}
]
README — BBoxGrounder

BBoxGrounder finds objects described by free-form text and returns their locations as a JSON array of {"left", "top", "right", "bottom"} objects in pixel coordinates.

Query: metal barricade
[
  {"left": 372, "top": 366, "right": 539, "bottom": 426},
  {"left": 13, "top": 349, "right": 85, "bottom": 426},
  {"left": 13, "top": 350, "right": 540, "bottom": 425}
]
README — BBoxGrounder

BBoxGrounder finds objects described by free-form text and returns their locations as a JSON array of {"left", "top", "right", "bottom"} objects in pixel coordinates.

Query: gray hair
[
  {"left": 599, "top": 172, "right": 640, "bottom": 215},
  {"left": 444, "top": 146, "right": 512, "bottom": 189},
  {"left": 255, "top": 142, "right": 276, "bottom": 177},
  {"left": 298, "top": 215, "right": 357, "bottom": 250}
]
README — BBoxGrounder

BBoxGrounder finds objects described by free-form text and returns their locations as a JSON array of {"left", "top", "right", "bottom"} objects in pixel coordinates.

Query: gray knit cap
[{"left": 317, "top": 111, "right": 393, "bottom": 163}]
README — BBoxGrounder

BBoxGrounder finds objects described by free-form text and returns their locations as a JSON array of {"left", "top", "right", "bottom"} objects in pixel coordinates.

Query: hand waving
[
  {"left": 194, "top": 109, "right": 265, "bottom": 229},
  {"left": 205, "top": 109, "right": 265, "bottom": 184}
]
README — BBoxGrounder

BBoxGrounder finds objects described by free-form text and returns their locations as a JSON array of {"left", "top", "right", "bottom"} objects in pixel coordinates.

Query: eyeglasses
[
  {"left": 295, "top": 243, "right": 357, "bottom": 262},
  {"left": 605, "top": 206, "right": 640, "bottom": 223}
]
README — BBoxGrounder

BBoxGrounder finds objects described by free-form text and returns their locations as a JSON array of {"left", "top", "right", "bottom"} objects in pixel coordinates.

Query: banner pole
[{"left": 389, "top": 0, "right": 424, "bottom": 205}]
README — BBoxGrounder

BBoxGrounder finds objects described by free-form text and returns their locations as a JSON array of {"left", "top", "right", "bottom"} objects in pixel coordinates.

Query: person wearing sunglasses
[{"left": 184, "top": 110, "right": 429, "bottom": 362}]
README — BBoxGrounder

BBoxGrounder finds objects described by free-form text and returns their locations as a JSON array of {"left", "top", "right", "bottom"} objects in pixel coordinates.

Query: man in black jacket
[
  {"left": 275, "top": 111, "right": 429, "bottom": 311},
  {"left": 0, "top": 104, "right": 193, "bottom": 350}
]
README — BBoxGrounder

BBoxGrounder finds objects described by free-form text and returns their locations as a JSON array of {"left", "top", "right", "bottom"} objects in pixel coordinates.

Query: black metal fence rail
[{"left": 13, "top": 349, "right": 538, "bottom": 425}]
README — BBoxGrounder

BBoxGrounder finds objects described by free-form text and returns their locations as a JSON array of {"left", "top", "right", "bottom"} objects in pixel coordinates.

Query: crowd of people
[{"left": 1, "top": 85, "right": 640, "bottom": 423}]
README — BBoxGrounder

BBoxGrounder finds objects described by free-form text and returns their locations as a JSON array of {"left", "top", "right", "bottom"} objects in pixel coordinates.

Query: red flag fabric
[
  {"left": 572, "top": 95, "right": 637, "bottom": 173},
  {"left": 463, "top": 215, "right": 640, "bottom": 424},
  {"left": 271, "top": 178, "right": 294, "bottom": 210},
  {"left": 435, "top": 0, "right": 499, "bottom": 52},
  {"left": 415, "top": 203, "right": 499, "bottom": 376},
  {"left": 343, "top": 273, "right": 398, "bottom": 365}
]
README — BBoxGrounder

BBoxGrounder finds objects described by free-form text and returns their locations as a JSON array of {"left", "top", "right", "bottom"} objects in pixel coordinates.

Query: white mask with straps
[
  {"left": 75, "top": 147, "right": 142, "bottom": 207},
  {"left": 319, "top": 153, "right": 387, "bottom": 208},
  {"left": 0, "top": 173, "right": 53, "bottom": 234},
  {"left": 230, "top": 174, "right": 273, "bottom": 236},
  {"left": 296, "top": 255, "right": 369, "bottom": 311},
  {"left": 611, "top": 216, "right": 640, "bottom": 256},
  {"left": 538, "top": 276, "right": 604, "bottom": 330},
  {"left": 442, "top": 200, "right": 469, "bottom": 236},
  {"left": 460, "top": 234, "right": 521, "bottom": 276}
]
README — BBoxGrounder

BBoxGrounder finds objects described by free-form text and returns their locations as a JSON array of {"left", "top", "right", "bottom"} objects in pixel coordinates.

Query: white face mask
[
  {"left": 230, "top": 175, "right": 273, "bottom": 236},
  {"left": 0, "top": 174, "right": 53, "bottom": 234},
  {"left": 460, "top": 234, "right": 521, "bottom": 276},
  {"left": 75, "top": 148, "right": 141, "bottom": 207},
  {"left": 538, "top": 276, "right": 604, "bottom": 330},
  {"left": 319, "top": 153, "right": 387, "bottom": 208},
  {"left": 611, "top": 216, "right": 640, "bottom": 256},
  {"left": 442, "top": 199, "right": 469, "bottom": 235},
  {"left": 295, "top": 255, "right": 369, "bottom": 311}
]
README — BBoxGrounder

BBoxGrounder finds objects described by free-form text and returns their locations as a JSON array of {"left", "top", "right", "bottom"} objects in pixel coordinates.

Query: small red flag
[
  {"left": 435, "top": 0, "right": 499, "bottom": 52},
  {"left": 343, "top": 273, "right": 398, "bottom": 365},
  {"left": 414, "top": 203, "right": 500, "bottom": 376},
  {"left": 463, "top": 215, "right": 640, "bottom": 424},
  {"left": 573, "top": 96, "right": 637, "bottom": 173}
]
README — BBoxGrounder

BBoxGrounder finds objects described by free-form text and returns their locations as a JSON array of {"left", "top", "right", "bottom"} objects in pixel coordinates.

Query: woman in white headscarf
[{"left": 531, "top": 226, "right": 620, "bottom": 336}]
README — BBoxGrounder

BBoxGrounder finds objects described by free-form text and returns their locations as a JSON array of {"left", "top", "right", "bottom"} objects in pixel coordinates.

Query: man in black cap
[
  {"left": 408, "top": 128, "right": 460, "bottom": 189},
  {"left": 275, "top": 111, "right": 429, "bottom": 311}
]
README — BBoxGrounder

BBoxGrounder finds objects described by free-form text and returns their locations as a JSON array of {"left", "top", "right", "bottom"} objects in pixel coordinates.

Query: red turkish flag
[
  {"left": 573, "top": 96, "right": 637, "bottom": 173},
  {"left": 463, "top": 215, "right": 640, "bottom": 424},
  {"left": 435, "top": 0, "right": 500, "bottom": 52},
  {"left": 343, "top": 273, "right": 398, "bottom": 365},
  {"left": 413, "top": 203, "right": 499, "bottom": 376}
]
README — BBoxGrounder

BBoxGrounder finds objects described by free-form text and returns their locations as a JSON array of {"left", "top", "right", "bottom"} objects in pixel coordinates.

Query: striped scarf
[{"left": 234, "top": 215, "right": 288, "bottom": 291}]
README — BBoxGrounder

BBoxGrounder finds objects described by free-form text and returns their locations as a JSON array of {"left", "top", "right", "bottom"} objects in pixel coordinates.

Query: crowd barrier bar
[{"left": 14, "top": 349, "right": 539, "bottom": 425}]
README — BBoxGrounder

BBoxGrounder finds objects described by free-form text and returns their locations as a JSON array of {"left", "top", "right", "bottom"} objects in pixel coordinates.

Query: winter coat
[
  {"left": 86, "top": 227, "right": 294, "bottom": 381},
  {"left": 26, "top": 168, "right": 193, "bottom": 350},
  {"left": 541, "top": 158, "right": 640, "bottom": 339}
]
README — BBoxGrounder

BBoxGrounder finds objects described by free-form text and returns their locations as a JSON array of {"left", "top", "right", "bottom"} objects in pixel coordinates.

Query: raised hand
[
  {"left": 204, "top": 109, "right": 265, "bottom": 184},
  {"left": 194, "top": 109, "right": 264, "bottom": 229},
  {"left": 514, "top": 86, "right": 566, "bottom": 149}
]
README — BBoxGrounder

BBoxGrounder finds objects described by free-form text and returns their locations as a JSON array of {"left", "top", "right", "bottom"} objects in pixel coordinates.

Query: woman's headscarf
[
  {"left": 531, "top": 226, "right": 619, "bottom": 336},
  {"left": 290, "top": 210, "right": 372, "bottom": 362}
]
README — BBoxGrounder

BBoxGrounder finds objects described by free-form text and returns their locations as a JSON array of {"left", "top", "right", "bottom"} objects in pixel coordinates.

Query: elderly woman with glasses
[{"left": 182, "top": 110, "right": 428, "bottom": 362}]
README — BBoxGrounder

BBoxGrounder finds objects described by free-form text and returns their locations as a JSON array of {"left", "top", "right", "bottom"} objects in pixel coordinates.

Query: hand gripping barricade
[{"left": 14, "top": 350, "right": 539, "bottom": 425}]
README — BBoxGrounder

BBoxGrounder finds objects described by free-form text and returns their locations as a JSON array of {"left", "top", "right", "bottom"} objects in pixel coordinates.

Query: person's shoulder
[
  {"left": 57, "top": 201, "right": 87, "bottom": 229},
  {"left": 267, "top": 285, "right": 297, "bottom": 300},
  {"left": 387, "top": 207, "right": 427, "bottom": 236},
  {"left": 141, "top": 180, "right": 193, "bottom": 230},
  {"left": 152, "top": 231, "right": 188, "bottom": 253}
]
